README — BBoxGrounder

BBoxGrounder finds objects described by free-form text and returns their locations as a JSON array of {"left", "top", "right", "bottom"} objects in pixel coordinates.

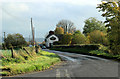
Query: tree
[
  {"left": 97, "top": 1, "right": 120, "bottom": 54},
  {"left": 54, "top": 27, "right": 64, "bottom": 34},
  {"left": 88, "top": 30, "right": 108, "bottom": 45},
  {"left": 73, "top": 30, "right": 81, "bottom": 35},
  {"left": 61, "top": 33, "right": 72, "bottom": 45},
  {"left": 83, "top": 17, "right": 106, "bottom": 36},
  {"left": 4, "top": 33, "right": 27, "bottom": 49},
  {"left": 72, "top": 30, "right": 86, "bottom": 44},
  {"left": 56, "top": 20, "right": 76, "bottom": 34}
]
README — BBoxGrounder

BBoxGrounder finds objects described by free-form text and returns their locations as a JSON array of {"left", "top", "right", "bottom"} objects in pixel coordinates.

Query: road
[{"left": 2, "top": 49, "right": 120, "bottom": 79}]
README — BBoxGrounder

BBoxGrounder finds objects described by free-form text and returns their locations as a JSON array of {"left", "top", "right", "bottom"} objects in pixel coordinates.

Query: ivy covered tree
[
  {"left": 97, "top": 1, "right": 120, "bottom": 54},
  {"left": 83, "top": 17, "right": 106, "bottom": 36}
]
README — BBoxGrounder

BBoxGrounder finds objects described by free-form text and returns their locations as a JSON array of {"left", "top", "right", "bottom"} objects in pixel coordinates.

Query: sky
[{"left": 1, "top": 0, "right": 105, "bottom": 38}]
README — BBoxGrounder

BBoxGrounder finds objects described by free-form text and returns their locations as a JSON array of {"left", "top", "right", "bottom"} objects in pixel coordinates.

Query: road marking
[
  {"left": 65, "top": 69, "right": 70, "bottom": 77},
  {"left": 64, "top": 69, "right": 71, "bottom": 79},
  {"left": 56, "top": 69, "right": 60, "bottom": 77}
]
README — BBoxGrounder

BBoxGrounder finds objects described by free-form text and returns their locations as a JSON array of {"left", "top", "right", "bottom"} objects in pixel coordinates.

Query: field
[{"left": 0, "top": 47, "right": 61, "bottom": 76}]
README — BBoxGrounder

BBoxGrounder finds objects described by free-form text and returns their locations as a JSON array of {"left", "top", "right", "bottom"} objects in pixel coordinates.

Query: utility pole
[
  {"left": 4, "top": 32, "right": 6, "bottom": 39},
  {"left": 31, "top": 18, "right": 35, "bottom": 46},
  {"left": 29, "top": 35, "right": 30, "bottom": 44},
  {"left": 3, "top": 32, "right": 6, "bottom": 43}
]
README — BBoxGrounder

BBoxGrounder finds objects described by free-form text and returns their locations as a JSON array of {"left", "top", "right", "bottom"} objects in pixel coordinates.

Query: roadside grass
[
  {"left": 2, "top": 50, "right": 12, "bottom": 57},
  {"left": 1, "top": 48, "right": 61, "bottom": 76},
  {"left": 50, "top": 45, "right": 120, "bottom": 61},
  {"left": 2, "top": 55, "right": 60, "bottom": 76},
  {"left": 89, "top": 50, "right": 120, "bottom": 60}
]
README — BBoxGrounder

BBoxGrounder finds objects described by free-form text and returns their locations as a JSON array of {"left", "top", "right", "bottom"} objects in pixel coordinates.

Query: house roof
[
  {"left": 45, "top": 34, "right": 64, "bottom": 42},
  {"left": 45, "top": 34, "right": 55, "bottom": 42}
]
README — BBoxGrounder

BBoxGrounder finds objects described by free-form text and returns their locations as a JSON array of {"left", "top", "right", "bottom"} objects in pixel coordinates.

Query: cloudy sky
[{"left": 1, "top": 0, "right": 104, "bottom": 38}]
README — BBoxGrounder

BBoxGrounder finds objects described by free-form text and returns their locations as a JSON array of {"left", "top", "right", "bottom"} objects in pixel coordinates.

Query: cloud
[
  {"left": 1, "top": 0, "right": 104, "bottom": 38},
  {"left": 42, "top": 0, "right": 101, "bottom": 6},
  {"left": 1, "top": 0, "right": 101, "bottom": 6},
  {"left": 2, "top": 3, "right": 29, "bottom": 13},
  {"left": 1, "top": 3, "right": 29, "bottom": 21}
]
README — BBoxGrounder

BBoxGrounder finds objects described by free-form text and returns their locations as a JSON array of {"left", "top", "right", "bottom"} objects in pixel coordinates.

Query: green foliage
[
  {"left": 61, "top": 33, "right": 72, "bottom": 45},
  {"left": 83, "top": 17, "right": 106, "bottom": 36},
  {"left": 73, "top": 30, "right": 81, "bottom": 35},
  {"left": 89, "top": 50, "right": 113, "bottom": 57},
  {"left": 4, "top": 33, "right": 27, "bottom": 49},
  {"left": 97, "top": 1, "right": 120, "bottom": 54},
  {"left": 54, "top": 27, "right": 64, "bottom": 34},
  {"left": 88, "top": 30, "right": 109, "bottom": 45},
  {"left": 2, "top": 50, "right": 12, "bottom": 57},
  {"left": 51, "top": 44, "right": 100, "bottom": 56},
  {"left": 72, "top": 30, "right": 86, "bottom": 44},
  {"left": 51, "top": 45, "right": 120, "bottom": 60},
  {"left": 99, "top": 44, "right": 108, "bottom": 52}
]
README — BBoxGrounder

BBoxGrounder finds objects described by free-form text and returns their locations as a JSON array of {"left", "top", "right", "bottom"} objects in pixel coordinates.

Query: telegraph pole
[
  {"left": 31, "top": 18, "right": 35, "bottom": 46},
  {"left": 3, "top": 32, "right": 6, "bottom": 43},
  {"left": 4, "top": 32, "right": 6, "bottom": 39},
  {"left": 29, "top": 35, "right": 30, "bottom": 43}
]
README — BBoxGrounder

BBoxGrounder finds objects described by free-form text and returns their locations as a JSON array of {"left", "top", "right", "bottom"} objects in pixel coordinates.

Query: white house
[{"left": 45, "top": 34, "right": 59, "bottom": 48}]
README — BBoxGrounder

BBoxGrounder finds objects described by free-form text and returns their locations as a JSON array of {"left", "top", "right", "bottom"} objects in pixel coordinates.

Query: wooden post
[
  {"left": 11, "top": 48, "right": 14, "bottom": 58},
  {"left": 35, "top": 45, "right": 39, "bottom": 53},
  {"left": 31, "top": 18, "right": 35, "bottom": 46}
]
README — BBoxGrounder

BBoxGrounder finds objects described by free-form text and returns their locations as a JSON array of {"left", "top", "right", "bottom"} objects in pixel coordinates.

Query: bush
[
  {"left": 88, "top": 30, "right": 109, "bottom": 45},
  {"left": 51, "top": 45, "right": 120, "bottom": 60},
  {"left": 72, "top": 33, "right": 86, "bottom": 44},
  {"left": 4, "top": 33, "right": 27, "bottom": 49},
  {"left": 61, "top": 33, "right": 72, "bottom": 45},
  {"left": 52, "top": 44, "right": 100, "bottom": 50}
]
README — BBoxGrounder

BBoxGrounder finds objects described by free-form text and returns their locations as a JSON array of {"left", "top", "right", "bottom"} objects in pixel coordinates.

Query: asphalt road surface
[{"left": 2, "top": 49, "right": 120, "bottom": 79}]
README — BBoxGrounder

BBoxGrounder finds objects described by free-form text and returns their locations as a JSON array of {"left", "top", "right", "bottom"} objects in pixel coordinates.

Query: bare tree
[{"left": 56, "top": 20, "right": 76, "bottom": 34}]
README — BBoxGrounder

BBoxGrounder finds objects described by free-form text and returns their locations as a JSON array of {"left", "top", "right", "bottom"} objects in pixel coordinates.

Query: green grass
[
  {"left": 2, "top": 49, "right": 27, "bottom": 66},
  {"left": 1, "top": 48, "right": 61, "bottom": 76},
  {"left": 2, "top": 55, "right": 60, "bottom": 75},
  {"left": 2, "top": 50, "right": 12, "bottom": 57},
  {"left": 89, "top": 50, "right": 120, "bottom": 60}
]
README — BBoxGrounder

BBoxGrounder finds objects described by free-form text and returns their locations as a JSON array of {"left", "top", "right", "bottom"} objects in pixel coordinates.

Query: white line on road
[
  {"left": 56, "top": 69, "right": 61, "bottom": 77},
  {"left": 64, "top": 69, "right": 71, "bottom": 78}
]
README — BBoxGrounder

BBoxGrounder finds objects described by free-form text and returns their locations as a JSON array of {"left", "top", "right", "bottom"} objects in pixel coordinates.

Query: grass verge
[
  {"left": 1, "top": 50, "right": 61, "bottom": 76},
  {"left": 50, "top": 46, "right": 120, "bottom": 61}
]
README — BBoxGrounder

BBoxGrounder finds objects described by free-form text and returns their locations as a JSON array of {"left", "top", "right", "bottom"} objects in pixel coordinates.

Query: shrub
[
  {"left": 88, "top": 30, "right": 109, "bottom": 45},
  {"left": 72, "top": 33, "right": 86, "bottom": 44},
  {"left": 61, "top": 33, "right": 72, "bottom": 45},
  {"left": 4, "top": 33, "right": 27, "bottom": 49}
]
